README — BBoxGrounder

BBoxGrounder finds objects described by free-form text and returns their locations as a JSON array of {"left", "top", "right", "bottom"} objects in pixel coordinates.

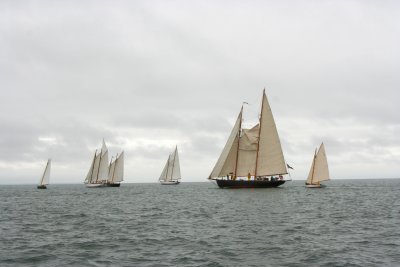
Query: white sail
[
  {"left": 111, "top": 152, "right": 124, "bottom": 183},
  {"left": 97, "top": 140, "right": 109, "bottom": 181},
  {"left": 90, "top": 153, "right": 101, "bottom": 183},
  {"left": 85, "top": 151, "right": 96, "bottom": 183},
  {"left": 39, "top": 159, "right": 51, "bottom": 186},
  {"left": 209, "top": 108, "right": 242, "bottom": 178},
  {"left": 307, "top": 143, "right": 330, "bottom": 184},
  {"left": 256, "top": 91, "right": 288, "bottom": 176},
  {"left": 171, "top": 147, "right": 181, "bottom": 180},
  {"left": 160, "top": 147, "right": 181, "bottom": 182},
  {"left": 236, "top": 125, "right": 259, "bottom": 176},
  {"left": 108, "top": 157, "right": 116, "bottom": 182},
  {"left": 159, "top": 154, "right": 170, "bottom": 181}
]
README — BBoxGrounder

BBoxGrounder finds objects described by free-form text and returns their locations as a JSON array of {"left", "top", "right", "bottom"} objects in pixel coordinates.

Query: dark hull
[
  {"left": 37, "top": 185, "right": 47, "bottom": 189},
  {"left": 216, "top": 179, "right": 285, "bottom": 188},
  {"left": 106, "top": 183, "right": 121, "bottom": 187}
]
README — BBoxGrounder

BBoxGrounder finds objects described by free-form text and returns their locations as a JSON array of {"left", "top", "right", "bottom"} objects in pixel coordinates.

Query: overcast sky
[{"left": 1, "top": 0, "right": 399, "bottom": 184}]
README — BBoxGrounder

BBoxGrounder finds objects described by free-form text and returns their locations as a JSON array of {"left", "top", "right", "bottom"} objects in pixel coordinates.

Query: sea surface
[{"left": 0, "top": 179, "right": 399, "bottom": 267}]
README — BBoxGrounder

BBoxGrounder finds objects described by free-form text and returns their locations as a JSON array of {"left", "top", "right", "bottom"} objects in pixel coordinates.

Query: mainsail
[
  {"left": 160, "top": 146, "right": 181, "bottom": 182},
  {"left": 306, "top": 143, "right": 330, "bottom": 184},
  {"left": 108, "top": 151, "right": 124, "bottom": 183},
  {"left": 209, "top": 90, "right": 287, "bottom": 179},
  {"left": 39, "top": 159, "right": 51, "bottom": 186}
]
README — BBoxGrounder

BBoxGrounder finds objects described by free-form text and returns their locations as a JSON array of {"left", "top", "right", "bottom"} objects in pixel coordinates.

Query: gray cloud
[{"left": 1, "top": 0, "right": 399, "bottom": 184}]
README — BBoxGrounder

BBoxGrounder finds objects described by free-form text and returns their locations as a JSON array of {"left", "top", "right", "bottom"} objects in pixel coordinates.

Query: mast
[
  {"left": 233, "top": 106, "right": 243, "bottom": 179},
  {"left": 254, "top": 89, "right": 265, "bottom": 179},
  {"left": 310, "top": 148, "right": 317, "bottom": 184}
]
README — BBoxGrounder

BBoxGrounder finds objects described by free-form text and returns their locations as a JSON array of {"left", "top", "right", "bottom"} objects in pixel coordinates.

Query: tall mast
[
  {"left": 310, "top": 148, "right": 317, "bottom": 184},
  {"left": 233, "top": 106, "right": 243, "bottom": 179},
  {"left": 254, "top": 89, "right": 265, "bottom": 179},
  {"left": 40, "top": 160, "right": 49, "bottom": 186}
]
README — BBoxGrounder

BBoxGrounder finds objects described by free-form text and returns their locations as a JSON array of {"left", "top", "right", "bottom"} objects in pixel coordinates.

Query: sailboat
[
  {"left": 208, "top": 89, "right": 289, "bottom": 188},
  {"left": 85, "top": 140, "right": 109, "bottom": 188},
  {"left": 159, "top": 146, "right": 181, "bottom": 185},
  {"left": 106, "top": 151, "right": 124, "bottom": 187},
  {"left": 37, "top": 159, "right": 51, "bottom": 189},
  {"left": 305, "top": 142, "right": 330, "bottom": 188}
]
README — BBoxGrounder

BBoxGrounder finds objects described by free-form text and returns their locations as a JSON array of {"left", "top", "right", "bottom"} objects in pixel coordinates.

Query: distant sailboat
[
  {"left": 85, "top": 140, "right": 109, "bottom": 188},
  {"left": 37, "top": 159, "right": 51, "bottom": 189},
  {"left": 106, "top": 151, "right": 124, "bottom": 187},
  {"left": 159, "top": 146, "right": 181, "bottom": 185},
  {"left": 208, "top": 89, "right": 289, "bottom": 188},
  {"left": 305, "top": 142, "right": 330, "bottom": 188}
]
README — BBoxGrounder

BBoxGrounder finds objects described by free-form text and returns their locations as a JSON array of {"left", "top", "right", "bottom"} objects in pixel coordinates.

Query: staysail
[
  {"left": 39, "top": 159, "right": 51, "bottom": 186},
  {"left": 306, "top": 142, "right": 330, "bottom": 184}
]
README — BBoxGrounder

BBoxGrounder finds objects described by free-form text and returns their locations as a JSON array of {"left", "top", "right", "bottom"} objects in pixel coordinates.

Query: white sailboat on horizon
[
  {"left": 159, "top": 146, "right": 181, "bottom": 185},
  {"left": 305, "top": 142, "right": 330, "bottom": 188}
]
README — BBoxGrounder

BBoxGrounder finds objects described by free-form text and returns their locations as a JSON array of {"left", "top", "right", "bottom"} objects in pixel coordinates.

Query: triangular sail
[
  {"left": 209, "top": 108, "right": 242, "bottom": 178},
  {"left": 159, "top": 154, "right": 170, "bottom": 181},
  {"left": 39, "top": 159, "right": 51, "bottom": 186},
  {"left": 171, "top": 147, "right": 181, "bottom": 180},
  {"left": 112, "top": 152, "right": 124, "bottom": 183},
  {"left": 90, "top": 153, "right": 101, "bottom": 183},
  {"left": 307, "top": 143, "right": 330, "bottom": 184},
  {"left": 256, "top": 91, "right": 288, "bottom": 176}
]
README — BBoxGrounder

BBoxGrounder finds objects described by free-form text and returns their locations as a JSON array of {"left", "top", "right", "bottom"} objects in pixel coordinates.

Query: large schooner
[
  {"left": 85, "top": 140, "right": 110, "bottom": 188},
  {"left": 37, "top": 159, "right": 51, "bottom": 189},
  {"left": 159, "top": 146, "right": 181, "bottom": 185},
  {"left": 208, "top": 90, "right": 289, "bottom": 188},
  {"left": 305, "top": 142, "right": 330, "bottom": 188}
]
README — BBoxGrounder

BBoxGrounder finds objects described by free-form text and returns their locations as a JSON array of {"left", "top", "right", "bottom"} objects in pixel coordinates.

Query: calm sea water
[{"left": 1, "top": 179, "right": 399, "bottom": 267}]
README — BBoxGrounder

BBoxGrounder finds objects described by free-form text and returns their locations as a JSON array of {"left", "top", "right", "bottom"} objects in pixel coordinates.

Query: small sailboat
[
  {"left": 85, "top": 140, "right": 109, "bottom": 188},
  {"left": 208, "top": 90, "right": 289, "bottom": 188},
  {"left": 305, "top": 142, "right": 330, "bottom": 188},
  {"left": 37, "top": 159, "right": 51, "bottom": 189},
  {"left": 159, "top": 146, "right": 181, "bottom": 185},
  {"left": 106, "top": 151, "right": 124, "bottom": 187}
]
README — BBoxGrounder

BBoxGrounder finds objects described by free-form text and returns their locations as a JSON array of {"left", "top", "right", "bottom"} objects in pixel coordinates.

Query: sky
[{"left": 0, "top": 0, "right": 399, "bottom": 184}]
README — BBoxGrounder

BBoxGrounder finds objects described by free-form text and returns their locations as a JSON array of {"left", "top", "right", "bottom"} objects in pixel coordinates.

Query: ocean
[{"left": 0, "top": 179, "right": 399, "bottom": 267}]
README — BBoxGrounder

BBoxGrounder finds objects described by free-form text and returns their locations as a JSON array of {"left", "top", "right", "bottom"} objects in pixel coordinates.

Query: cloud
[{"left": 1, "top": 0, "right": 400, "bottom": 184}]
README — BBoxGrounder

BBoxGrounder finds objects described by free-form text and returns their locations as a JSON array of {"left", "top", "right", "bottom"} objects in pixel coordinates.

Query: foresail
[
  {"left": 236, "top": 125, "right": 258, "bottom": 176},
  {"left": 306, "top": 151, "right": 316, "bottom": 184},
  {"left": 108, "top": 158, "right": 116, "bottom": 182},
  {"left": 90, "top": 153, "right": 101, "bottom": 183},
  {"left": 98, "top": 150, "right": 109, "bottom": 181},
  {"left": 40, "top": 159, "right": 51, "bottom": 186},
  {"left": 209, "top": 108, "right": 242, "bottom": 178},
  {"left": 256, "top": 91, "right": 287, "bottom": 176},
  {"left": 312, "top": 143, "right": 330, "bottom": 183},
  {"left": 159, "top": 155, "right": 170, "bottom": 181}
]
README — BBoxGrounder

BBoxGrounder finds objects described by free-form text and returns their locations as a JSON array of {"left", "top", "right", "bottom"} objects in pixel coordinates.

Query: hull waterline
[
  {"left": 216, "top": 179, "right": 285, "bottom": 188},
  {"left": 305, "top": 183, "right": 326, "bottom": 188},
  {"left": 160, "top": 180, "right": 180, "bottom": 185},
  {"left": 37, "top": 185, "right": 47, "bottom": 189}
]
